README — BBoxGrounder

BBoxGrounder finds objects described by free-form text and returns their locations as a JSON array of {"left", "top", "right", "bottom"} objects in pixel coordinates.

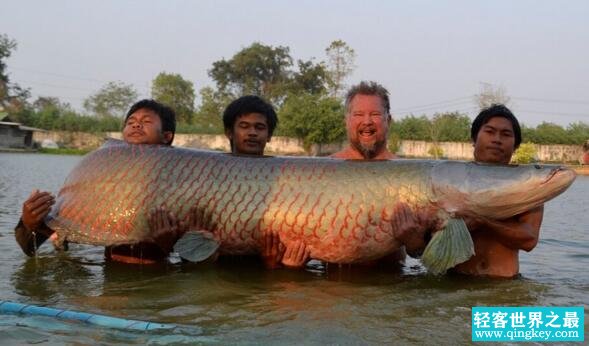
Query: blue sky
[{"left": 4, "top": 0, "right": 589, "bottom": 126}]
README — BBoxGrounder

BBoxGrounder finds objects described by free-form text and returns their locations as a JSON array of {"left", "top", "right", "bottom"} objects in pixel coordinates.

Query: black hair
[
  {"left": 125, "top": 99, "right": 176, "bottom": 145},
  {"left": 222, "top": 95, "right": 278, "bottom": 137},
  {"left": 471, "top": 104, "right": 522, "bottom": 149}
]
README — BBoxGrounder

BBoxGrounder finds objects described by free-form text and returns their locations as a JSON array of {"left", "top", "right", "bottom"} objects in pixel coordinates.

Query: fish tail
[{"left": 421, "top": 218, "right": 474, "bottom": 275}]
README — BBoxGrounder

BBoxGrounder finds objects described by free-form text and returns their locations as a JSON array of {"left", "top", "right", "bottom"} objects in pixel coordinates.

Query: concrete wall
[{"left": 31, "top": 131, "right": 584, "bottom": 162}]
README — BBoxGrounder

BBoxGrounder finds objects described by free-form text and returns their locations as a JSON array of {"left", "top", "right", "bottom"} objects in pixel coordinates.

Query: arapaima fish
[{"left": 46, "top": 140, "right": 576, "bottom": 274}]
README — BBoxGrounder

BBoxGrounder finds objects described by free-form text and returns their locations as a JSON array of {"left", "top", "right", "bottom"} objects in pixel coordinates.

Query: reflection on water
[{"left": 0, "top": 153, "right": 588, "bottom": 344}]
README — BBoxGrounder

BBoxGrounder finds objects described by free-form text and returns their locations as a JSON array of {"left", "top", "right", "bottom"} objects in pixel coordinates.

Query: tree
[
  {"left": 474, "top": 82, "right": 511, "bottom": 110},
  {"left": 279, "top": 93, "right": 345, "bottom": 152},
  {"left": 83, "top": 81, "right": 138, "bottom": 118},
  {"left": 0, "top": 34, "right": 29, "bottom": 113},
  {"left": 566, "top": 122, "right": 589, "bottom": 145},
  {"left": 512, "top": 143, "right": 538, "bottom": 164},
  {"left": 151, "top": 72, "right": 195, "bottom": 124},
  {"left": 325, "top": 40, "right": 356, "bottom": 98},
  {"left": 289, "top": 59, "right": 331, "bottom": 95},
  {"left": 393, "top": 115, "right": 431, "bottom": 140},
  {"left": 429, "top": 112, "right": 471, "bottom": 142},
  {"left": 191, "top": 86, "right": 227, "bottom": 133},
  {"left": 209, "top": 42, "right": 292, "bottom": 104},
  {"left": 533, "top": 122, "right": 568, "bottom": 144}
]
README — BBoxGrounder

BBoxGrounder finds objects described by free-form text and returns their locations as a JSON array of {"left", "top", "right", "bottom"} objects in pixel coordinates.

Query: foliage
[
  {"left": 0, "top": 33, "right": 30, "bottom": 113},
  {"left": 289, "top": 59, "right": 331, "bottom": 95},
  {"left": 192, "top": 86, "right": 228, "bottom": 133},
  {"left": 278, "top": 93, "right": 345, "bottom": 151},
  {"left": 430, "top": 112, "right": 471, "bottom": 142},
  {"left": 391, "top": 115, "right": 431, "bottom": 140},
  {"left": 83, "top": 81, "right": 138, "bottom": 118},
  {"left": 151, "top": 72, "right": 195, "bottom": 124},
  {"left": 427, "top": 145, "right": 444, "bottom": 159},
  {"left": 511, "top": 142, "right": 538, "bottom": 164},
  {"left": 38, "top": 147, "right": 91, "bottom": 155},
  {"left": 325, "top": 40, "right": 356, "bottom": 98},
  {"left": 209, "top": 42, "right": 293, "bottom": 104}
]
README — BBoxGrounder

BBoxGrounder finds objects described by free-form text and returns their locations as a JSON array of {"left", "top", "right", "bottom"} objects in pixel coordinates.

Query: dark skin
[
  {"left": 453, "top": 116, "right": 543, "bottom": 277},
  {"left": 17, "top": 107, "right": 179, "bottom": 264},
  {"left": 406, "top": 116, "right": 543, "bottom": 277}
]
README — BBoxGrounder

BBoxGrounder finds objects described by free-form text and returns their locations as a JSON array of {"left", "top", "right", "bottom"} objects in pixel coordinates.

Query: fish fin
[
  {"left": 173, "top": 231, "right": 220, "bottom": 263},
  {"left": 421, "top": 218, "right": 474, "bottom": 275}
]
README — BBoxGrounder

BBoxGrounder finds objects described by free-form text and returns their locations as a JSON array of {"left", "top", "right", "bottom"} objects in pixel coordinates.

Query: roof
[{"left": 0, "top": 121, "right": 46, "bottom": 132}]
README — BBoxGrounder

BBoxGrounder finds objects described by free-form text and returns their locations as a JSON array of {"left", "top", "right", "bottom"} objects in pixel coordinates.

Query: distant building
[
  {"left": 0, "top": 115, "right": 45, "bottom": 149},
  {"left": 581, "top": 140, "right": 589, "bottom": 165}
]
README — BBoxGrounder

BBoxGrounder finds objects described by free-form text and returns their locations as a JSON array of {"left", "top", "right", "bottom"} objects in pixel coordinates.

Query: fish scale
[{"left": 46, "top": 139, "right": 575, "bottom": 265}]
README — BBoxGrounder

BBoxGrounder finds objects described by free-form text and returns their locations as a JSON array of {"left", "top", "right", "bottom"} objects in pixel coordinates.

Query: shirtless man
[
  {"left": 331, "top": 81, "right": 425, "bottom": 265},
  {"left": 222, "top": 95, "right": 309, "bottom": 268},
  {"left": 15, "top": 99, "right": 183, "bottom": 264},
  {"left": 452, "top": 104, "right": 543, "bottom": 277}
]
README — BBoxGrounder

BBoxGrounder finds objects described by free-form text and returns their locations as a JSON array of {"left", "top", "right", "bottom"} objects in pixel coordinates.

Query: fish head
[{"left": 431, "top": 161, "right": 576, "bottom": 219}]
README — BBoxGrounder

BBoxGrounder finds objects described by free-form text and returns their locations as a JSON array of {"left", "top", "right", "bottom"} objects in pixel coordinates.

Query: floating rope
[{"left": 0, "top": 300, "right": 178, "bottom": 332}]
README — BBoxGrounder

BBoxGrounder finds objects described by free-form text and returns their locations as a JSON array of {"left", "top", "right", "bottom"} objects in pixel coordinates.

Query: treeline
[
  {"left": 390, "top": 113, "right": 589, "bottom": 145},
  {"left": 1, "top": 34, "right": 588, "bottom": 146}
]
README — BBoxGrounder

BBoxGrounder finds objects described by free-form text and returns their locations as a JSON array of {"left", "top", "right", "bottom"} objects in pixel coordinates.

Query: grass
[{"left": 38, "top": 147, "right": 93, "bottom": 155}]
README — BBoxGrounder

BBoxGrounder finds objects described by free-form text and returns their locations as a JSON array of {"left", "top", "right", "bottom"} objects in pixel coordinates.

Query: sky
[{"left": 3, "top": 0, "right": 589, "bottom": 127}]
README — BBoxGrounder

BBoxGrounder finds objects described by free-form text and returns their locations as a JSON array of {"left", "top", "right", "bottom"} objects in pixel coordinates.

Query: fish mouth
[{"left": 541, "top": 166, "right": 576, "bottom": 186}]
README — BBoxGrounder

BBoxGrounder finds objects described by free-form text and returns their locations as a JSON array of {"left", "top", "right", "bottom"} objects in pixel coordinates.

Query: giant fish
[{"left": 46, "top": 139, "right": 576, "bottom": 274}]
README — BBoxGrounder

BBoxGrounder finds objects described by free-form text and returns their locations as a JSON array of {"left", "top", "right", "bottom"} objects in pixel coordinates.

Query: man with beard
[
  {"left": 330, "top": 82, "right": 427, "bottom": 267},
  {"left": 331, "top": 81, "right": 396, "bottom": 160}
]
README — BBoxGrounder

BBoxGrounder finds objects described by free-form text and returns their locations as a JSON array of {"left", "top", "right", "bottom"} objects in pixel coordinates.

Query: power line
[
  {"left": 392, "top": 96, "right": 473, "bottom": 112},
  {"left": 513, "top": 96, "right": 589, "bottom": 106}
]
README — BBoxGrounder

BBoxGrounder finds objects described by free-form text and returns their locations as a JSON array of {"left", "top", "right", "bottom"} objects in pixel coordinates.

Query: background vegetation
[{"left": 1, "top": 33, "right": 588, "bottom": 146}]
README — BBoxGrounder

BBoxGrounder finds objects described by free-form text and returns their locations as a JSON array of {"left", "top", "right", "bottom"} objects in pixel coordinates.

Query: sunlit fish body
[{"left": 46, "top": 140, "right": 576, "bottom": 273}]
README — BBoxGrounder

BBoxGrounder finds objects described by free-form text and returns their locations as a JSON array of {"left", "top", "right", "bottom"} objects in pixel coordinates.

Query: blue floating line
[{"left": 0, "top": 300, "right": 177, "bottom": 332}]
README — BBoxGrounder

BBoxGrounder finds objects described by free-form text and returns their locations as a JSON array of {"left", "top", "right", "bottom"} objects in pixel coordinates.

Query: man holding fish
[{"left": 15, "top": 99, "right": 184, "bottom": 264}]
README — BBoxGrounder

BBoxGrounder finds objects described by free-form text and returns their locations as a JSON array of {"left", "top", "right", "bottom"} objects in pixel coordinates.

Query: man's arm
[
  {"left": 15, "top": 190, "right": 56, "bottom": 256},
  {"left": 463, "top": 206, "right": 544, "bottom": 252}
]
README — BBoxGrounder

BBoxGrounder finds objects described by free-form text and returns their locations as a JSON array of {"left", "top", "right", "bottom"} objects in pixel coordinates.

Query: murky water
[{"left": 0, "top": 153, "right": 587, "bottom": 344}]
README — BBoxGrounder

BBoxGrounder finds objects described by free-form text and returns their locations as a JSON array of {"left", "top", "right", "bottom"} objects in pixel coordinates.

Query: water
[{"left": 0, "top": 153, "right": 587, "bottom": 344}]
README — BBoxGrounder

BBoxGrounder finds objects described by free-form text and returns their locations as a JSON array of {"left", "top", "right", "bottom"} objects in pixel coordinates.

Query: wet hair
[
  {"left": 222, "top": 95, "right": 278, "bottom": 137},
  {"left": 344, "top": 81, "right": 391, "bottom": 119},
  {"left": 125, "top": 99, "right": 176, "bottom": 145},
  {"left": 471, "top": 104, "right": 522, "bottom": 149}
]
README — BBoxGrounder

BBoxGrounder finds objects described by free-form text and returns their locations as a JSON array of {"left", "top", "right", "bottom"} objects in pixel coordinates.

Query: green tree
[
  {"left": 83, "top": 81, "right": 138, "bottom": 118},
  {"left": 190, "top": 86, "right": 226, "bottom": 134},
  {"left": 430, "top": 112, "right": 471, "bottom": 142},
  {"left": 151, "top": 72, "right": 195, "bottom": 124},
  {"left": 0, "top": 34, "right": 29, "bottom": 113},
  {"left": 209, "top": 42, "right": 292, "bottom": 103},
  {"left": 566, "top": 122, "right": 589, "bottom": 144},
  {"left": 289, "top": 59, "right": 331, "bottom": 95},
  {"left": 393, "top": 115, "right": 431, "bottom": 140},
  {"left": 512, "top": 142, "right": 538, "bottom": 164},
  {"left": 533, "top": 122, "right": 568, "bottom": 144},
  {"left": 325, "top": 40, "right": 356, "bottom": 98},
  {"left": 279, "top": 93, "right": 345, "bottom": 152}
]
